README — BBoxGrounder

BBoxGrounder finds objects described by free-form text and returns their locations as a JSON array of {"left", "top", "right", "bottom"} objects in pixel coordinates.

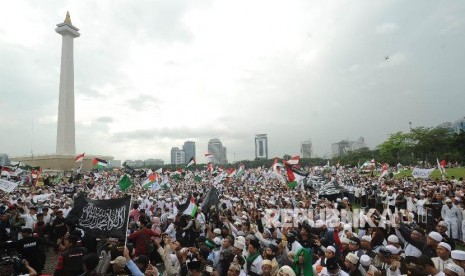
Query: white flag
[{"left": 0, "top": 179, "right": 19, "bottom": 193}]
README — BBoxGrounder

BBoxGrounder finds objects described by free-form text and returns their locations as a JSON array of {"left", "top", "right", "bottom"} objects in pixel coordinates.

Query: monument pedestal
[{"left": 10, "top": 154, "right": 114, "bottom": 171}]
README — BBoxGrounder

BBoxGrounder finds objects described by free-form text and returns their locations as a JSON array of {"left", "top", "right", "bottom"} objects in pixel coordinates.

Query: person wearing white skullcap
[
  {"left": 445, "top": 262, "right": 465, "bottom": 276},
  {"left": 344, "top": 253, "right": 360, "bottom": 274},
  {"left": 432, "top": 242, "right": 453, "bottom": 272},
  {"left": 452, "top": 250, "right": 465, "bottom": 270},
  {"left": 426, "top": 231, "right": 445, "bottom": 256},
  {"left": 358, "top": 254, "right": 380, "bottom": 276},
  {"left": 313, "top": 246, "right": 336, "bottom": 274},
  {"left": 360, "top": 235, "right": 376, "bottom": 259},
  {"left": 387, "top": 235, "right": 400, "bottom": 246},
  {"left": 276, "top": 265, "right": 296, "bottom": 276},
  {"left": 442, "top": 198, "right": 462, "bottom": 240}
]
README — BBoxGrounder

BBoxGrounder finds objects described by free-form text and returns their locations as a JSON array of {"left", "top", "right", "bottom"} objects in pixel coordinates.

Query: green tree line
[{"left": 333, "top": 127, "right": 465, "bottom": 167}]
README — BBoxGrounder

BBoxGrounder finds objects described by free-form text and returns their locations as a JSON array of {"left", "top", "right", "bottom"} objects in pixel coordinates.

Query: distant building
[
  {"left": 331, "top": 137, "right": 367, "bottom": 158},
  {"left": 301, "top": 140, "right": 313, "bottom": 158},
  {"left": 170, "top": 147, "right": 185, "bottom": 165},
  {"left": 144, "top": 159, "right": 164, "bottom": 167},
  {"left": 183, "top": 141, "right": 196, "bottom": 163},
  {"left": 0, "top": 154, "right": 9, "bottom": 166},
  {"left": 438, "top": 116, "right": 465, "bottom": 133},
  {"left": 208, "top": 138, "right": 228, "bottom": 165},
  {"left": 108, "top": 160, "right": 121, "bottom": 168},
  {"left": 255, "top": 134, "right": 268, "bottom": 159}
]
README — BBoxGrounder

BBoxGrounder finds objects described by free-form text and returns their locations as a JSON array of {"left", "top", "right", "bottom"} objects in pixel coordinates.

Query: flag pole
[{"left": 124, "top": 194, "right": 133, "bottom": 248}]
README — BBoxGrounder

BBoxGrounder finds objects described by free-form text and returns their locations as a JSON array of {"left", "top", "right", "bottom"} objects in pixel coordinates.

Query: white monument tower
[{"left": 55, "top": 12, "right": 79, "bottom": 155}]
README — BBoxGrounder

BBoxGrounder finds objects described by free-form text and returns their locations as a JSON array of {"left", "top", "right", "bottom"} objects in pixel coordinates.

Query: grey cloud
[
  {"left": 375, "top": 23, "right": 399, "bottom": 34},
  {"left": 110, "top": 126, "right": 247, "bottom": 143},
  {"left": 111, "top": 0, "right": 193, "bottom": 43},
  {"left": 95, "top": 116, "right": 114, "bottom": 123},
  {"left": 127, "top": 94, "right": 161, "bottom": 111}
]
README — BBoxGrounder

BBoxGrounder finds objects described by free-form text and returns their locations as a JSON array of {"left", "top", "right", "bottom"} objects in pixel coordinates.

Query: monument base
[{"left": 10, "top": 154, "right": 114, "bottom": 171}]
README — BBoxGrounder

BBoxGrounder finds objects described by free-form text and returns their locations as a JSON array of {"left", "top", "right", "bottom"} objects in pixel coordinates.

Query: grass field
[{"left": 393, "top": 167, "right": 465, "bottom": 180}]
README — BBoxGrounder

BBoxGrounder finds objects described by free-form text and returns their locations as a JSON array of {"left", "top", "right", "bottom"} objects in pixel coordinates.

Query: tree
[
  {"left": 377, "top": 131, "right": 414, "bottom": 165},
  {"left": 410, "top": 127, "right": 450, "bottom": 164}
]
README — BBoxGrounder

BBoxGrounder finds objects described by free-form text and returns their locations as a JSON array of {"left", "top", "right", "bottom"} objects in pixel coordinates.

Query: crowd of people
[{"left": 1, "top": 165, "right": 465, "bottom": 276}]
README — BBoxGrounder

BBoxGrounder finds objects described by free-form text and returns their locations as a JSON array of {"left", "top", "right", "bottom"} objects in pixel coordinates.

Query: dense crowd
[{"left": 1, "top": 166, "right": 465, "bottom": 276}]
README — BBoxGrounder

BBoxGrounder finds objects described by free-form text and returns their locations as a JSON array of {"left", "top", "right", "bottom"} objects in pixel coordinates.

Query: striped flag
[
  {"left": 284, "top": 162, "right": 308, "bottom": 189},
  {"left": 142, "top": 173, "right": 157, "bottom": 189},
  {"left": 286, "top": 155, "right": 300, "bottom": 165},
  {"left": 75, "top": 153, "right": 85, "bottom": 162},
  {"left": 186, "top": 157, "right": 196, "bottom": 168},
  {"left": 183, "top": 196, "right": 198, "bottom": 217},
  {"left": 93, "top": 158, "right": 108, "bottom": 168}
]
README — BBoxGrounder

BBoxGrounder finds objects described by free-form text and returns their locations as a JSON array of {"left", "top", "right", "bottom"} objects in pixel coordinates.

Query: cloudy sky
[{"left": 1, "top": 0, "right": 464, "bottom": 163}]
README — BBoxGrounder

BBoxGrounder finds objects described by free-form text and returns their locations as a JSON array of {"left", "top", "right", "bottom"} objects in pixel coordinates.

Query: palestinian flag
[
  {"left": 75, "top": 153, "right": 85, "bottom": 162},
  {"left": 284, "top": 162, "right": 308, "bottom": 189},
  {"left": 227, "top": 168, "right": 236, "bottom": 178},
  {"left": 181, "top": 196, "right": 198, "bottom": 217},
  {"left": 186, "top": 157, "right": 196, "bottom": 168},
  {"left": 142, "top": 173, "right": 157, "bottom": 189},
  {"left": 118, "top": 174, "right": 132, "bottom": 192},
  {"left": 286, "top": 155, "right": 300, "bottom": 165},
  {"left": 93, "top": 158, "right": 108, "bottom": 169},
  {"left": 235, "top": 164, "right": 245, "bottom": 178}
]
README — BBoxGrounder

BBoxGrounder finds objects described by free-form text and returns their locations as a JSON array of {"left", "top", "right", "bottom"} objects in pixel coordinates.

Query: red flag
[{"left": 75, "top": 153, "right": 85, "bottom": 162}]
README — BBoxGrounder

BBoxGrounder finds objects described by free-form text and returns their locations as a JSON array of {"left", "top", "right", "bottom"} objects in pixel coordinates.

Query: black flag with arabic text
[{"left": 67, "top": 193, "right": 131, "bottom": 239}]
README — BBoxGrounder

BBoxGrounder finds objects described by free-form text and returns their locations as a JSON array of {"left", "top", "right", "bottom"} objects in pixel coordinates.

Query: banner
[
  {"left": 412, "top": 168, "right": 436, "bottom": 179},
  {"left": 67, "top": 193, "right": 131, "bottom": 238},
  {"left": 32, "top": 194, "right": 51, "bottom": 202},
  {"left": 0, "top": 179, "right": 19, "bottom": 193}
]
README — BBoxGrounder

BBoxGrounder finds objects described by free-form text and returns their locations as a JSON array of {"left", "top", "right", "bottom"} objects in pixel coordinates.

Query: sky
[{"left": 1, "top": 0, "right": 464, "bottom": 164}]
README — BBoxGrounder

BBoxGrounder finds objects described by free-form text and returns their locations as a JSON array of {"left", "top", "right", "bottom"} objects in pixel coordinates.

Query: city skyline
[{"left": 1, "top": 1, "right": 464, "bottom": 164}]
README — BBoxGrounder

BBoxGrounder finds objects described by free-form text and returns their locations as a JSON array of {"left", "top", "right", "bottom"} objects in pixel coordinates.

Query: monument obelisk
[
  {"left": 11, "top": 12, "right": 114, "bottom": 170},
  {"left": 55, "top": 11, "right": 79, "bottom": 155}
]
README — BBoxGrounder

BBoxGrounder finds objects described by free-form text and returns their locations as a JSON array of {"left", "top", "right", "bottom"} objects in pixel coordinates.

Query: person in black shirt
[
  {"left": 55, "top": 235, "right": 88, "bottom": 276},
  {"left": 0, "top": 212, "right": 12, "bottom": 243},
  {"left": 16, "top": 228, "right": 46, "bottom": 274}
]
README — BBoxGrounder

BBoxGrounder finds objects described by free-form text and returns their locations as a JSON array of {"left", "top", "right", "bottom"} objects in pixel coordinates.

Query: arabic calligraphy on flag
[{"left": 67, "top": 193, "right": 131, "bottom": 238}]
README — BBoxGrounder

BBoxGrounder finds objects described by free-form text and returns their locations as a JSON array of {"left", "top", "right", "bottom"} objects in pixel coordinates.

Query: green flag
[
  {"left": 194, "top": 175, "right": 202, "bottom": 183},
  {"left": 287, "top": 181, "right": 297, "bottom": 189},
  {"left": 118, "top": 174, "right": 132, "bottom": 192}
]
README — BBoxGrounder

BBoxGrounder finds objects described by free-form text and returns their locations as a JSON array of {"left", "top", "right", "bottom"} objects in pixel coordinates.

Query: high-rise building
[
  {"left": 301, "top": 140, "right": 313, "bottom": 158},
  {"left": 255, "top": 134, "right": 268, "bottom": 159},
  {"left": 0, "top": 154, "right": 9, "bottom": 166},
  {"left": 183, "top": 141, "right": 196, "bottom": 163},
  {"left": 170, "top": 147, "right": 185, "bottom": 165},
  {"left": 208, "top": 138, "right": 228, "bottom": 165},
  {"left": 331, "top": 137, "right": 367, "bottom": 157}
]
